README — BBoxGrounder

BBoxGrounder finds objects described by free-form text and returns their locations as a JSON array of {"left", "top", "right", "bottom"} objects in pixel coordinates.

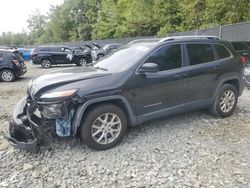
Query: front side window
[
  {"left": 144, "top": 44, "right": 182, "bottom": 71},
  {"left": 214, "top": 44, "right": 231, "bottom": 59},
  {"left": 187, "top": 44, "right": 215, "bottom": 66}
]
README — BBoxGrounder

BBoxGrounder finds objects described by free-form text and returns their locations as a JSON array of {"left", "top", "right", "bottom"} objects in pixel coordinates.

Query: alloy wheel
[
  {"left": 1, "top": 70, "right": 14, "bottom": 82},
  {"left": 219, "top": 90, "right": 235, "bottom": 113},
  {"left": 91, "top": 113, "right": 122, "bottom": 145},
  {"left": 79, "top": 58, "right": 87, "bottom": 66},
  {"left": 42, "top": 59, "right": 51, "bottom": 68}
]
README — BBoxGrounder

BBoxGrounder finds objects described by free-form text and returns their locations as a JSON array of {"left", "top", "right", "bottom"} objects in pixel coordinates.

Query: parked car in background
[
  {"left": 91, "top": 43, "right": 122, "bottom": 61},
  {"left": 31, "top": 46, "right": 92, "bottom": 68},
  {"left": 0, "top": 50, "right": 27, "bottom": 82},
  {"left": 7, "top": 36, "right": 245, "bottom": 152},
  {"left": 17, "top": 48, "right": 31, "bottom": 61},
  {"left": 231, "top": 41, "right": 250, "bottom": 65}
]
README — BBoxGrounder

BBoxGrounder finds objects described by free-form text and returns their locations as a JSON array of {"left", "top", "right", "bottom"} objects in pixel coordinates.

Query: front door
[{"left": 133, "top": 44, "right": 188, "bottom": 120}]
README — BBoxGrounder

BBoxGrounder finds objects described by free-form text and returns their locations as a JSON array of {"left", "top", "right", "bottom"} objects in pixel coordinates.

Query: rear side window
[
  {"left": 144, "top": 44, "right": 182, "bottom": 71},
  {"left": 214, "top": 44, "right": 231, "bottom": 59},
  {"left": 187, "top": 44, "right": 215, "bottom": 65},
  {"left": 39, "top": 48, "right": 51, "bottom": 52},
  {"left": 0, "top": 52, "right": 3, "bottom": 61}
]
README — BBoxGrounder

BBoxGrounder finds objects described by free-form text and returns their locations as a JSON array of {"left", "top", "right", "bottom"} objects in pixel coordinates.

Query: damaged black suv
[{"left": 7, "top": 36, "right": 245, "bottom": 152}]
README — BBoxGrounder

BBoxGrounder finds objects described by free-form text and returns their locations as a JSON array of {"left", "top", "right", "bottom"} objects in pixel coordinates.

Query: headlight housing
[{"left": 40, "top": 89, "right": 77, "bottom": 100}]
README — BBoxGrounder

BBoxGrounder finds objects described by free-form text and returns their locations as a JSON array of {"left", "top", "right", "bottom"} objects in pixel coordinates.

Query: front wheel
[
  {"left": 209, "top": 84, "right": 238, "bottom": 117},
  {"left": 80, "top": 104, "right": 127, "bottom": 150},
  {"left": 0, "top": 69, "right": 16, "bottom": 82}
]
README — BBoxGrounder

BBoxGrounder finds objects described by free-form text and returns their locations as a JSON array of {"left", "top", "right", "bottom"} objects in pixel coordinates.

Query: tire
[
  {"left": 0, "top": 69, "right": 15, "bottom": 82},
  {"left": 209, "top": 84, "right": 238, "bottom": 117},
  {"left": 97, "top": 54, "right": 104, "bottom": 60},
  {"left": 41, "top": 59, "right": 52, "bottom": 68},
  {"left": 76, "top": 57, "right": 87, "bottom": 66},
  {"left": 80, "top": 104, "right": 127, "bottom": 150}
]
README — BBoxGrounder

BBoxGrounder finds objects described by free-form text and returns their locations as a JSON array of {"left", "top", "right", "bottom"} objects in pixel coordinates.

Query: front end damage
[{"left": 6, "top": 92, "right": 81, "bottom": 153}]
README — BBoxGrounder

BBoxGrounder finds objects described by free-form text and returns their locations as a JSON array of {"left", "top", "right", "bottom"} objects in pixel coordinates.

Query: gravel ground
[{"left": 0, "top": 62, "right": 250, "bottom": 188}]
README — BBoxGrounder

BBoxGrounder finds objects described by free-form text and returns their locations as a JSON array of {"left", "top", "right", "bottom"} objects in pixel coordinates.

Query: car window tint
[
  {"left": 145, "top": 44, "right": 182, "bottom": 71},
  {"left": 187, "top": 44, "right": 215, "bottom": 65},
  {"left": 0, "top": 52, "right": 3, "bottom": 61},
  {"left": 214, "top": 44, "right": 231, "bottom": 59},
  {"left": 39, "top": 48, "right": 51, "bottom": 52},
  {"left": 232, "top": 43, "right": 248, "bottom": 51}
]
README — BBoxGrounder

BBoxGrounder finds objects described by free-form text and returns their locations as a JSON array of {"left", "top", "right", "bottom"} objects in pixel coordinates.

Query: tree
[{"left": 27, "top": 9, "right": 47, "bottom": 43}]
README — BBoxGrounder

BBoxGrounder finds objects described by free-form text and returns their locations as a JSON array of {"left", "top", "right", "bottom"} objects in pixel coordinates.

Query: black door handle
[{"left": 174, "top": 73, "right": 187, "bottom": 79}]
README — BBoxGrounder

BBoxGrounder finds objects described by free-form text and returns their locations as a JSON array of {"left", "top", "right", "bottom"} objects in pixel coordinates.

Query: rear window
[
  {"left": 13, "top": 51, "right": 23, "bottom": 60},
  {"left": 214, "top": 44, "right": 231, "bottom": 59},
  {"left": 187, "top": 44, "right": 215, "bottom": 65}
]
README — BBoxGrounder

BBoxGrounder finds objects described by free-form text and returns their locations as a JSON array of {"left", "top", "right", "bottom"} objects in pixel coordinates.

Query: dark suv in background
[
  {"left": 31, "top": 46, "right": 92, "bottom": 68},
  {"left": 91, "top": 43, "right": 122, "bottom": 61},
  {"left": 231, "top": 41, "right": 250, "bottom": 64},
  {"left": 7, "top": 36, "right": 245, "bottom": 152},
  {"left": 0, "top": 50, "right": 27, "bottom": 82}
]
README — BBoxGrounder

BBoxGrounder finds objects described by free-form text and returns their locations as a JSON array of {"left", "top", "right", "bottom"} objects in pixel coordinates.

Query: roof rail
[
  {"left": 159, "top": 35, "right": 220, "bottom": 43},
  {"left": 128, "top": 38, "right": 161, "bottom": 44}
]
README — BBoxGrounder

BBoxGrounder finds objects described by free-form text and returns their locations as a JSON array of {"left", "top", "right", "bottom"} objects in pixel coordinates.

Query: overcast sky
[{"left": 0, "top": 0, "right": 64, "bottom": 34}]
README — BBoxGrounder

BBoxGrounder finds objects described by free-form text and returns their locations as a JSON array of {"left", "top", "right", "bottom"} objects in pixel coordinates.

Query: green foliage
[{"left": 0, "top": 0, "right": 249, "bottom": 45}]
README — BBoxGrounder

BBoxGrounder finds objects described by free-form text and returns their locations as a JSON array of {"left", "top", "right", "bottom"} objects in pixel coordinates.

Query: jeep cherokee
[{"left": 6, "top": 36, "right": 245, "bottom": 152}]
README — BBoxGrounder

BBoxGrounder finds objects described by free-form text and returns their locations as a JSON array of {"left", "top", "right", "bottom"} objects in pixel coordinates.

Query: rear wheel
[
  {"left": 0, "top": 69, "right": 15, "bottom": 82},
  {"left": 41, "top": 59, "right": 52, "bottom": 68},
  {"left": 209, "top": 84, "right": 238, "bottom": 117},
  {"left": 76, "top": 57, "right": 87, "bottom": 66},
  {"left": 80, "top": 104, "right": 127, "bottom": 150},
  {"left": 97, "top": 54, "right": 104, "bottom": 60}
]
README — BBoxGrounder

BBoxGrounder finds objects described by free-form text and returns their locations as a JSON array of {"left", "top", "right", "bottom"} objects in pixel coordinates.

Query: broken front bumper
[{"left": 6, "top": 96, "right": 51, "bottom": 153}]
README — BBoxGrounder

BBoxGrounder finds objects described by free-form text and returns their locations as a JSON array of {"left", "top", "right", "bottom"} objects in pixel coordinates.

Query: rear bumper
[
  {"left": 244, "top": 67, "right": 250, "bottom": 87},
  {"left": 15, "top": 66, "right": 27, "bottom": 77}
]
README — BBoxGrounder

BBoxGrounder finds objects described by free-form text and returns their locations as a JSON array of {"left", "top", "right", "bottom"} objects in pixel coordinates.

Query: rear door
[
  {"left": 52, "top": 47, "right": 71, "bottom": 64},
  {"left": 185, "top": 43, "right": 226, "bottom": 104}
]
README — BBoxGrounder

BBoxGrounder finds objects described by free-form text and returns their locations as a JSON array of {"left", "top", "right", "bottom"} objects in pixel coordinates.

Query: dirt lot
[{"left": 0, "top": 62, "right": 250, "bottom": 187}]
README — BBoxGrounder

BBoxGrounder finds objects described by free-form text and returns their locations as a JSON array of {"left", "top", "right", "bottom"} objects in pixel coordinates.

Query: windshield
[{"left": 93, "top": 44, "right": 155, "bottom": 72}]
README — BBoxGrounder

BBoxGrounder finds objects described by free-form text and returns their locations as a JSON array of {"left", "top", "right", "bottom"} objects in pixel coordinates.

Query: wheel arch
[
  {"left": 72, "top": 96, "right": 137, "bottom": 135},
  {"left": 213, "top": 75, "right": 242, "bottom": 100},
  {"left": 40, "top": 57, "right": 54, "bottom": 64}
]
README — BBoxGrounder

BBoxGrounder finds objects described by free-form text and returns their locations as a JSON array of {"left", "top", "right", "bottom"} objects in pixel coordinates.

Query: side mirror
[{"left": 138, "top": 63, "right": 159, "bottom": 73}]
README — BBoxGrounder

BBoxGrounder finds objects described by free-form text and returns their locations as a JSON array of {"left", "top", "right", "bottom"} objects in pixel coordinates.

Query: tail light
[
  {"left": 12, "top": 60, "right": 21, "bottom": 67},
  {"left": 241, "top": 56, "right": 247, "bottom": 65}
]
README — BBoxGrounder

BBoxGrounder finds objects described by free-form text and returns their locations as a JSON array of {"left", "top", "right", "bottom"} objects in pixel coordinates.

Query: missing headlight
[{"left": 40, "top": 103, "right": 65, "bottom": 119}]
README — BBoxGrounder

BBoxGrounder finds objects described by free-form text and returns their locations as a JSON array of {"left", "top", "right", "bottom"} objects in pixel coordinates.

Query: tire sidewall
[
  {"left": 214, "top": 84, "right": 238, "bottom": 117},
  {"left": 0, "top": 69, "right": 15, "bottom": 82},
  {"left": 80, "top": 104, "right": 127, "bottom": 150}
]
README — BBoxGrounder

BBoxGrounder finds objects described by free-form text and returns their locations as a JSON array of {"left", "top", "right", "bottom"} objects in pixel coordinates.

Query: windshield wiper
[{"left": 93, "top": 66, "right": 108, "bottom": 71}]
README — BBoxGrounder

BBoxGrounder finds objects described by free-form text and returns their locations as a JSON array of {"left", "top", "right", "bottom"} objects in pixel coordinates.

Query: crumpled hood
[{"left": 28, "top": 67, "right": 111, "bottom": 97}]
